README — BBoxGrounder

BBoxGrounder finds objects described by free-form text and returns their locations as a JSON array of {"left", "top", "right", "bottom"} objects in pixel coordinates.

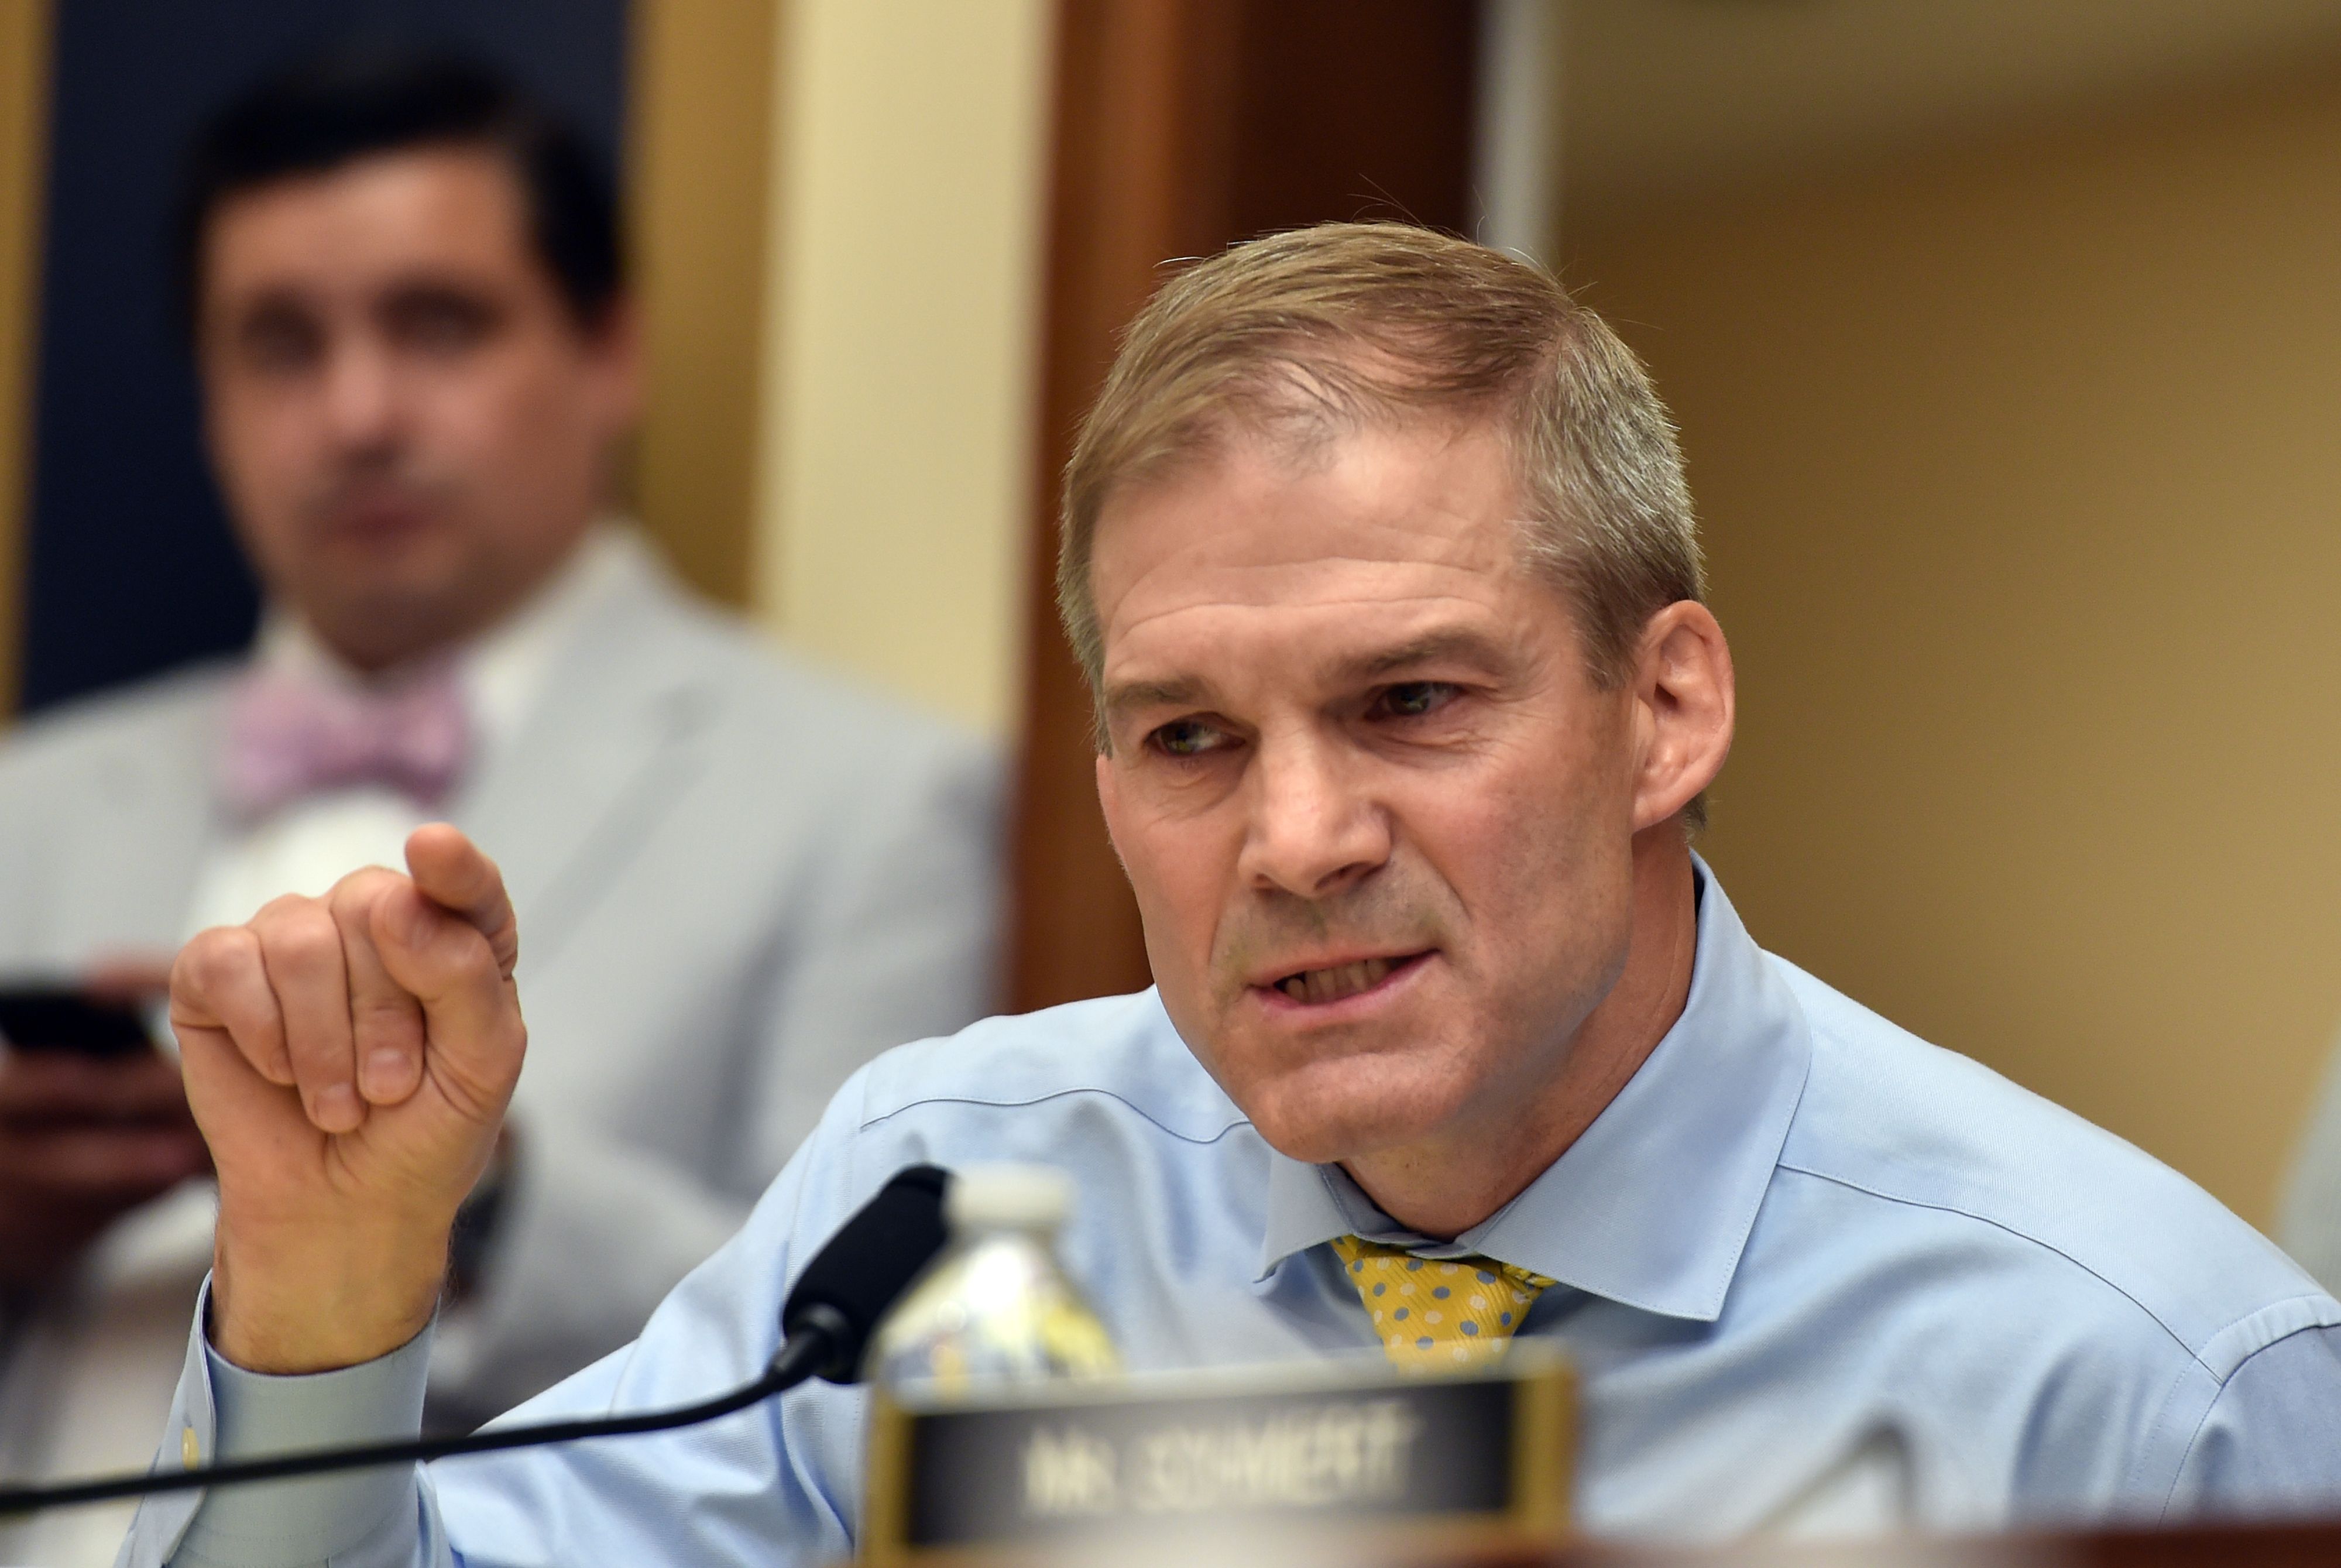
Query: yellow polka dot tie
[{"left": 1330, "top": 1236, "right": 1556, "bottom": 1370}]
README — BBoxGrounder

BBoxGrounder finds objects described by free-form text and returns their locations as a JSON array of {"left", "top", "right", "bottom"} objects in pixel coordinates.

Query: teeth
[{"left": 1276, "top": 956, "right": 1395, "bottom": 1005}]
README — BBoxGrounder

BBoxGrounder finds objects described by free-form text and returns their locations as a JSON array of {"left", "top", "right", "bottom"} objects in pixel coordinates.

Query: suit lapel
[{"left": 454, "top": 549, "right": 720, "bottom": 972}]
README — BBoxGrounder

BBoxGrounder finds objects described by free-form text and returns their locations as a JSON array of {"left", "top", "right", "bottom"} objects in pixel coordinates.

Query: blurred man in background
[{"left": 0, "top": 48, "right": 1000, "bottom": 1563}]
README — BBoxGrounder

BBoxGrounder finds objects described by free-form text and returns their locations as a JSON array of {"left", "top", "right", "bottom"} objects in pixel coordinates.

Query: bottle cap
[{"left": 946, "top": 1163, "right": 1073, "bottom": 1233}]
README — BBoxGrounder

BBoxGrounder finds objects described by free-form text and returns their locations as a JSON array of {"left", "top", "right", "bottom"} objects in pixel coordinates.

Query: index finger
[
  {"left": 170, "top": 926, "right": 292, "bottom": 1088},
  {"left": 403, "top": 824, "right": 517, "bottom": 979}
]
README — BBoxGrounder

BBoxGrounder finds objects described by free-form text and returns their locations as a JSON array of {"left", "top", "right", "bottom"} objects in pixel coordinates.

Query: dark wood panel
[
  {"left": 895, "top": 1516, "right": 2341, "bottom": 1567},
  {"left": 1007, "top": 0, "right": 1484, "bottom": 1012},
  {"left": 1222, "top": 0, "right": 1481, "bottom": 241},
  {"left": 1543, "top": 1517, "right": 2341, "bottom": 1567}
]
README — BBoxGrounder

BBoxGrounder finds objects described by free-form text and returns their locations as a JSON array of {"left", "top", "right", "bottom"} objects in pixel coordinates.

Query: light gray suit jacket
[{"left": 0, "top": 541, "right": 1003, "bottom": 1429}]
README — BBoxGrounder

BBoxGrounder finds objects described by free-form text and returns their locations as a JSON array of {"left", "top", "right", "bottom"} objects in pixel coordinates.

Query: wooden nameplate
[{"left": 860, "top": 1347, "right": 1574, "bottom": 1566}]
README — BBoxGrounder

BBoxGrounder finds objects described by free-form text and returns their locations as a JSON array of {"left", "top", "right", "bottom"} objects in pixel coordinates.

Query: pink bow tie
[{"left": 218, "top": 661, "right": 472, "bottom": 823}]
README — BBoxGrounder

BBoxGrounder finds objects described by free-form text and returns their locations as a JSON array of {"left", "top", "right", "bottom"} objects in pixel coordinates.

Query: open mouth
[{"left": 1268, "top": 952, "right": 1427, "bottom": 1006}]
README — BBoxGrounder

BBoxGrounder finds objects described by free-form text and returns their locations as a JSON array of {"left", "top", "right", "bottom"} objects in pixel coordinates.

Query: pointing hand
[{"left": 171, "top": 824, "right": 526, "bottom": 1374}]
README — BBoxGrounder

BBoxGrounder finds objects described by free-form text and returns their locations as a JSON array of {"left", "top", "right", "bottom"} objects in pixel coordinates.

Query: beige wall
[
  {"left": 626, "top": 0, "right": 781, "bottom": 613},
  {"left": 1565, "top": 66, "right": 2341, "bottom": 1226},
  {"left": 751, "top": 0, "right": 1052, "bottom": 736}
]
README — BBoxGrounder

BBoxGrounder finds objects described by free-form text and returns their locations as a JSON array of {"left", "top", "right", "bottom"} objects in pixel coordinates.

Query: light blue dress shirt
[{"left": 121, "top": 869, "right": 2341, "bottom": 1566}]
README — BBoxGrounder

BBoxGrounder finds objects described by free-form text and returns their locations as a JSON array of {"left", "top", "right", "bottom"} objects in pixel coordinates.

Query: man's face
[
  {"left": 196, "top": 147, "right": 637, "bottom": 667},
  {"left": 1092, "top": 418, "right": 1646, "bottom": 1167}
]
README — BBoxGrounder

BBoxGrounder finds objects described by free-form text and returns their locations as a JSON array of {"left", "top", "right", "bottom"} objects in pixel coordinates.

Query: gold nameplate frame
[{"left": 860, "top": 1347, "right": 1573, "bottom": 1566}]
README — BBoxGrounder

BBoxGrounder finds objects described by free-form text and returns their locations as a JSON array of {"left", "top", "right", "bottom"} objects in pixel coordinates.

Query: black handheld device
[{"left": 0, "top": 984, "right": 157, "bottom": 1059}]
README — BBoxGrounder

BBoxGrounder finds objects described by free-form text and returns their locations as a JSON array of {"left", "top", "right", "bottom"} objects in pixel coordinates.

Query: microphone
[{"left": 0, "top": 1164, "right": 952, "bottom": 1518}]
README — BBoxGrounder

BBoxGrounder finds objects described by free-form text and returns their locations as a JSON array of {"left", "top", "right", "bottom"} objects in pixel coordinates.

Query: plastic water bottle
[{"left": 867, "top": 1162, "right": 1118, "bottom": 1392}]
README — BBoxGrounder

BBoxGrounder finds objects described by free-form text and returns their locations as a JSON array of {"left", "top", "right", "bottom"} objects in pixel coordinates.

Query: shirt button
[{"left": 181, "top": 1428, "right": 201, "bottom": 1470}]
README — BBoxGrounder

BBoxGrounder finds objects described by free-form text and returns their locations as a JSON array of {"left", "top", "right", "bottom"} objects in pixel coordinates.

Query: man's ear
[
  {"left": 1093, "top": 749, "right": 1136, "bottom": 877},
  {"left": 1629, "top": 600, "right": 1735, "bottom": 832},
  {"left": 583, "top": 293, "right": 644, "bottom": 433},
  {"left": 1094, "top": 749, "right": 1118, "bottom": 818}
]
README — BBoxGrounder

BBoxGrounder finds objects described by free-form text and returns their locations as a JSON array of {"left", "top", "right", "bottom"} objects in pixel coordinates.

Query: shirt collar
[
  {"left": 1257, "top": 860, "right": 1812, "bottom": 1322},
  {"left": 253, "top": 521, "right": 637, "bottom": 758}
]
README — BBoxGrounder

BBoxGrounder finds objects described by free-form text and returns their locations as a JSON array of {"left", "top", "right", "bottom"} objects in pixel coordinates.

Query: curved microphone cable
[{"left": 0, "top": 1164, "right": 951, "bottom": 1518}]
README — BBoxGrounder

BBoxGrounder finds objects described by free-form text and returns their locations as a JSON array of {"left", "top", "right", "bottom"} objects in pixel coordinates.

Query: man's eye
[
  {"left": 1376, "top": 682, "right": 1456, "bottom": 719},
  {"left": 1151, "top": 719, "right": 1228, "bottom": 758},
  {"left": 238, "top": 315, "right": 321, "bottom": 373},
  {"left": 387, "top": 296, "right": 496, "bottom": 354}
]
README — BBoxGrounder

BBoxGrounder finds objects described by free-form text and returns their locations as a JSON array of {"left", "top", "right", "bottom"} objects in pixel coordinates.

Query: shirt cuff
[{"left": 168, "top": 1278, "right": 435, "bottom": 1568}]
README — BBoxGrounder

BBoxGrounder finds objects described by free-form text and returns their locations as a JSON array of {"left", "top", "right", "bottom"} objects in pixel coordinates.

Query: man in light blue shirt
[{"left": 122, "top": 224, "right": 2341, "bottom": 1566}]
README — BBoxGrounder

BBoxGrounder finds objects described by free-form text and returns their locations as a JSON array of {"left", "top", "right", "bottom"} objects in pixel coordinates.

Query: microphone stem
[{"left": 0, "top": 1326, "right": 836, "bottom": 1518}]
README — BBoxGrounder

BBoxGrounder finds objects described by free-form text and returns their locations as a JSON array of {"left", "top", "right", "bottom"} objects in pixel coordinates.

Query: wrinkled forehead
[
  {"left": 1100, "top": 397, "right": 1530, "bottom": 556},
  {"left": 1090, "top": 415, "right": 1548, "bottom": 663}
]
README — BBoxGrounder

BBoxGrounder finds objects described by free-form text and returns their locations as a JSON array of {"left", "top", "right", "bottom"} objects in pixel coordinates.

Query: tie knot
[
  {"left": 219, "top": 660, "right": 473, "bottom": 824},
  {"left": 1330, "top": 1236, "right": 1554, "bottom": 1371}
]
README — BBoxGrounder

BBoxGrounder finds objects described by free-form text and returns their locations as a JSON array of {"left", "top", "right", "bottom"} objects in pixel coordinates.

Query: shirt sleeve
[
  {"left": 117, "top": 1050, "right": 927, "bottom": 1567},
  {"left": 116, "top": 1280, "right": 449, "bottom": 1568},
  {"left": 422, "top": 1110, "right": 750, "bottom": 1430},
  {"left": 2164, "top": 1320, "right": 2341, "bottom": 1521},
  {"left": 418, "top": 1102, "right": 884, "bottom": 1567}
]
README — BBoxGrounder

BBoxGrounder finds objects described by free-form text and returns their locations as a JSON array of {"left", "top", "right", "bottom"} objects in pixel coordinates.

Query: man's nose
[
  {"left": 1238, "top": 733, "right": 1392, "bottom": 899},
  {"left": 318, "top": 341, "right": 404, "bottom": 451}
]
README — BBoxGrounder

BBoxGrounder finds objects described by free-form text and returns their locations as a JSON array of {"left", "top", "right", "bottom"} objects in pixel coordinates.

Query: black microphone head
[{"left": 781, "top": 1164, "right": 952, "bottom": 1382}]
